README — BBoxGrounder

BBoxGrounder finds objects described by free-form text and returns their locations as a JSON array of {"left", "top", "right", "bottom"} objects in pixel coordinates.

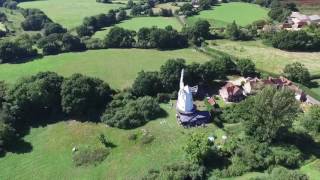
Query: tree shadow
[
  {"left": 0, "top": 136, "right": 33, "bottom": 158},
  {"left": 307, "top": 81, "right": 319, "bottom": 88},
  {"left": 278, "top": 131, "right": 320, "bottom": 159}
]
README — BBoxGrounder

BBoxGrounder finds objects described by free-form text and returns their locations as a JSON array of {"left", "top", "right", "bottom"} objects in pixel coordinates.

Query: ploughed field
[
  {"left": 18, "top": 0, "right": 125, "bottom": 29},
  {"left": 0, "top": 48, "right": 210, "bottom": 89},
  {"left": 93, "top": 16, "right": 183, "bottom": 39},
  {"left": 187, "top": 2, "right": 269, "bottom": 27}
]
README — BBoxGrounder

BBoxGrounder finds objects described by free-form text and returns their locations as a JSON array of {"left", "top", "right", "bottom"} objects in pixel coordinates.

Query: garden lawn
[
  {"left": 0, "top": 48, "right": 210, "bottom": 89},
  {"left": 18, "top": 0, "right": 124, "bottom": 29},
  {"left": 187, "top": 2, "right": 269, "bottom": 27},
  {"left": 0, "top": 105, "right": 221, "bottom": 180},
  {"left": 93, "top": 16, "right": 182, "bottom": 39}
]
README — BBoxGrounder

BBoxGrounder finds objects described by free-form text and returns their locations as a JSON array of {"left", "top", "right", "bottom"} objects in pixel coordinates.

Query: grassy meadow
[
  {"left": 18, "top": 0, "right": 125, "bottom": 29},
  {"left": 0, "top": 48, "right": 210, "bottom": 89},
  {"left": 93, "top": 16, "right": 183, "bottom": 39},
  {"left": 0, "top": 105, "right": 222, "bottom": 180},
  {"left": 187, "top": 2, "right": 269, "bottom": 27}
]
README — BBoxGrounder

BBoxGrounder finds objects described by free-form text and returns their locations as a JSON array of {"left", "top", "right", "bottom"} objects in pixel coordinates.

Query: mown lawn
[
  {"left": 18, "top": 0, "right": 124, "bottom": 29},
  {"left": 0, "top": 48, "right": 210, "bottom": 89},
  {"left": 93, "top": 16, "right": 183, "bottom": 39},
  {"left": 0, "top": 105, "right": 221, "bottom": 180},
  {"left": 187, "top": 2, "right": 269, "bottom": 27}
]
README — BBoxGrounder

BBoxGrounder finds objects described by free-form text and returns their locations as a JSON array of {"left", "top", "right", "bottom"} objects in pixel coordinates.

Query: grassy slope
[
  {"left": 18, "top": 0, "right": 124, "bottom": 29},
  {"left": 93, "top": 16, "right": 183, "bottom": 39},
  {"left": 0, "top": 105, "right": 222, "bottom": 180},
  {"left": 187, "top": 2, "right": 269, "bottom": 27},
  {"left": 0, "top": 48, "right": 210, "bottom": 89}
]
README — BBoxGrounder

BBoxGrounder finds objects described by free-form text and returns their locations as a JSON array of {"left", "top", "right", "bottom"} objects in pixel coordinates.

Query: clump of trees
[
  {"left": 21, "top": 8, "right": 52, "bottom": 31},
  {"left": 101, "top": 94, "right": 163, "bottom": 129},
  {"left": 0, "top": 37, "right": 38, "bottom": 63},
  {"left": 76, "top": 9, "right": 127, "bottom": 37},
  {"left": 104, "top": 26, "right": 136, "bottom": 48},
  {"left": 283, "top": 62, "right": 311, "bottom": 85},
  {"left": 131, "top": 57, "right": 240, "bottom": 98},
  {"left": 225, "top": 21, "right": 254, "bottom": 41},
  {"left": 178, "top": 3, "right": 197, "bottom": 16},
  {"left": 213, "top": 86, "right": 303, "bottom": 177},
  {"left": 270, "top": 30, "right": 320, "bottom": 51},
  {"left": 37, "top": 33, "right": 86, "bottom": 55},
  {"left": 182, "top": 20, "right": 211, "bottom": 46},
  {"left": 61, "top": 74, "right": 113, "bottom": 118},
  {"left": 267, "top": 0, "right": 292, "bottom": 22}
]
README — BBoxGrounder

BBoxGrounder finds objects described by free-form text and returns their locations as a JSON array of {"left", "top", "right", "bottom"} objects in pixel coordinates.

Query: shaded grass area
[
  {"left": 18, "top": 0, "right": 124, "bottom": 29},
  {"left": 93, "top": 16, "right": 183, "bottom": 39},
  {"left": 0, "top": 48, "right": 210, "bottom": 89},
  {"left": 187, "top": 2, "right": 269, "bottom": 27},
  {"left": 0, "top": 105, "right": 222, "bottom": 179}
]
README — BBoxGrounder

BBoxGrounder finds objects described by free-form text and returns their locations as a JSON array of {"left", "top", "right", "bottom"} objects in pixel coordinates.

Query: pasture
[
  {"left": 93, "top": 16, "right": 183, "bottom": 39},
  {"left": 0, "top": 48, "right": 210, "bottom": 89},
  {"left": 18, "top": 0, "right": 124, "bottom": 29},
  {"left": 0, "top": 105, "right": 221, "bottom": 180},
  {"left": 187, "top": 2, "right": 269, "bottom": 27}
]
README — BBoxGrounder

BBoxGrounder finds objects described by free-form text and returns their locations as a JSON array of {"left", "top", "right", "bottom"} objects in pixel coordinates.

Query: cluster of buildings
[
  {"left": 283, "top": 12, "right": 320, "bottom": 30},
  {"left": 219, "top": 76, "right": 307, "bottom": 103}
]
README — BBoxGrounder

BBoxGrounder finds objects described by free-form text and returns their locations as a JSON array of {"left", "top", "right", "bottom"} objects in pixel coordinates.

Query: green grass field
[
  {"left": 93, "top": 16, "right": 183, "bottom": 39},
  {"left": 0, "top": 48, "right": 210, "bottom": 89},
  {"left": 18, "top": 0, "right": 124, "bottom": 29},
  {"left": 187, "top": 2, "right": 269, "bottom": 27},
  {"left": 0, "top": 105, "right": 221, "bottom": 180}
]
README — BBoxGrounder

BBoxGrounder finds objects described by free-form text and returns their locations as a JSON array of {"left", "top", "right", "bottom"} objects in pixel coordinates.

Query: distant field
[
  {"left": 93, "top": 16, "right": 183, "bottom": 39},
  {"left": 187, "top": 2, "right": 269, "bottom": 27},
  {"left": 208, "top": 40, "right": 320, "bottom": 75},
  {"left": 0, "top": 105, "right": 221, "bottom": 179},
  {"left": 18, "top": 0, "right": 124, "bottom": 29},
  {"left": 283, "top": 0, "right": 320, "bottom": 14},
  {"left": 0, "top": 48, "right": 210, "bottom": 89}
]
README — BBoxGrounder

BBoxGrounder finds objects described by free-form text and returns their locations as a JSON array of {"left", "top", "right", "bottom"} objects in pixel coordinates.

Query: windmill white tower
[{"left": 176, "top": 69, "right": 195, "bottom": 113}]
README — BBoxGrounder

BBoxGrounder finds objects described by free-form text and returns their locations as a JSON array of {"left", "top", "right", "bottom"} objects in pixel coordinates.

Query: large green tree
[
  {"left": 61, "top": 74, "right": 113, "bottom": 118},
  {"left": 244, "top": 86, "right": 300, "bottom": 143},
  {"left": 183, "top": 132, "right": 211, "bottom": 164}
]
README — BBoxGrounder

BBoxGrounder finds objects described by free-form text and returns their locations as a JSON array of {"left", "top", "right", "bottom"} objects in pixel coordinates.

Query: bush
[
  {"left": 237, "top": 58, "right": 256, "bottom": 77},
  {"left": 82, "top": 37, "right": 105, "bottom": 49},
  {"left": 0, "top": 39, "right": 38, "bottom": 63},
  {"left": 254, "top": 166, "right": 309, "bottom": 180},
  {"left": 61, "top": 74, "right": 113, "bottom": 118},
  {"left": 183, "top": 132, "right": 211, "bottom": 164},
  {"left": 105, "top": 27, "right": 135, "bottom": 48},
  {"left": 143, "top": 163, "right": 206, "bottom": 180},
  {"left": 270, "top": 145, "right": 303, "bottom": 168},
  {"left": 283, "top": 62, "right": 311, "bottom": 86},
  {"left": 141, "top": 133, "right": 154, "bottom": 144},
  {"left": 301, "top": 105, "right": 320, "bottom": 134},
  {"left": 102, "top": 96, "right": 163, "bottom": 129},
  {"left": 72, "top": 147, "right": 110, "bottom": 166},
  {"left": 21, "top": 14, "right": 51, "bottom": 31}
]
